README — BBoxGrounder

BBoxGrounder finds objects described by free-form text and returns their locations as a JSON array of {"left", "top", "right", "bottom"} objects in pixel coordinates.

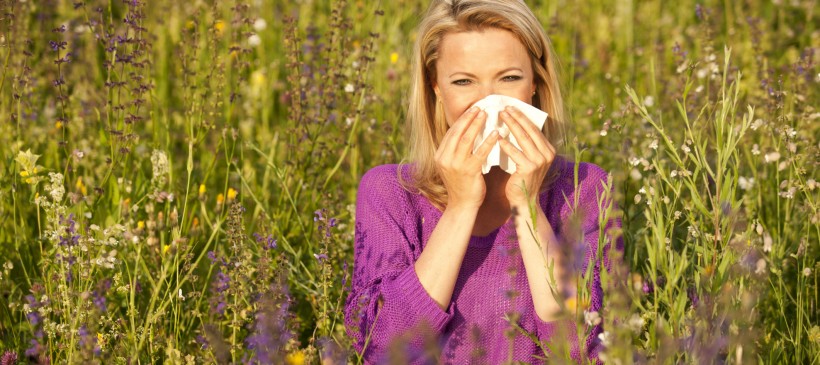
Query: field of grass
[{"left": 0, "top": 0, "right": 817, "bottom": 363}]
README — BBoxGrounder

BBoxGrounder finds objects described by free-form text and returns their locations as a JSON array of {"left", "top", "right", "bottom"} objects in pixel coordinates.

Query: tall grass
[{"left": 0, "top": 0, "right": 816, "bottom": 363}]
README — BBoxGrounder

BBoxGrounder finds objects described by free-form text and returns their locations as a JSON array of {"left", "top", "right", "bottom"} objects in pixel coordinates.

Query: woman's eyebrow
[{"left": 448, "top": 67, "right": 524, "bottom": 78}]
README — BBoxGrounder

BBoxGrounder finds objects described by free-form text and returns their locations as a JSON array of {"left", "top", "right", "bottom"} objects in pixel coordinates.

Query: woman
[{"left": 345, "top": 0, "right": 622, "bottom": 363}]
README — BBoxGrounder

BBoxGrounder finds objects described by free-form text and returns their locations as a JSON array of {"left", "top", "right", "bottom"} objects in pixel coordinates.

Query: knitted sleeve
[
  {"left": 344, "top": 165, "right": 455, "bottom": 361},
  {"left": 533, "top": 162, "right": 624, "bottom": 362}
]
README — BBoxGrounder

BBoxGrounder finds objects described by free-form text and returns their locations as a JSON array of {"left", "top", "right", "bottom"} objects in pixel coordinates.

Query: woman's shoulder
[
  {"left": 360, "top": 164, "right": 408, "bottom": 187},
  {"left": 358, "top": 164, "right": 417, "bottom": 199}
]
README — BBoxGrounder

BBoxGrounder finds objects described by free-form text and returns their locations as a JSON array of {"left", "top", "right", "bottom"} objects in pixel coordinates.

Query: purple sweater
[{"left": 345, "top": 157, "right": 622, "bottom": 364}]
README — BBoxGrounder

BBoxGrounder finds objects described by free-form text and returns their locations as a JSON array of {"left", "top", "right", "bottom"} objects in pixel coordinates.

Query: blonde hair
[{"left": 401, "top": 0, "right": 567, "bottom": 209}]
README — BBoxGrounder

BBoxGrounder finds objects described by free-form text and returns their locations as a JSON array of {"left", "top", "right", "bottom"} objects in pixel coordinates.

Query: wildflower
[
  {"left": 1, "top": 350, "right": 18, "bottom": 365},
  {"left": 627, "top": 314, "right": 645, "bottom": 332},
  {"left": 584, "top": 310, "right": 601, "bottom": 326},
  {"left": 599, "top": 130, "right": 607, "bottom": 136},
  {"left": 55, "top": 120, "right": 63, "bottom": 129},
  {"left": 808, "top": 179, "right": 817, "bottom": 191},
  {"left": 751, "top": 119, "right": 763, "bottom": 130},
  {"left": 390, "top": 52, "right": 399, "bottom": 64},
  {"left": 752, "top": 144, "right": 760, "bottom": 155},
  {"left": 216, "top": 193, "right": 225, "bottom": 205},
  {"left": 285, "top": 350, "right": 306, "bottom": 365},
  {"left": 643, "top": 96, "right": 654, "bottom": 107},
  {"left": 137, "top": 221, "right": 145, "bottom": 230},
  {"left": 764, "top": 151, "right": 780, "bottom": 163},
  {"left": 178, "top": 289, "right": 185, "bottom": 301},
  {"left": 629, "top": 168, "right": 641, "bottom": 180},
  {"left": 227, "top": 188, "right": 238, "bottom": 201},
  {"left": 248, "top": 34, "right": 261, "bottom": 47},
  {"left": 314, "top": 253, "right": 328, "bottom": 263},
  {"left": 213, "top": 20, "right": 225, "bottom": 36},
  {"left": 97, "top": 333, "right": 105, "bottom": 350},
  {"left": 163, "top": 244, "right": 171, "bottom": 254},
  {"left": 597, "top": 331, "right": 612, "bottom": 347},
  {"left": 738, "top": 176, "right": 755, "bottom": 190},
  {"left": 755, "top": 258, "right": 767, "bottom": 275},
  {"left": 76, "top": 177, "right": 87, "bottom": 195},
  {"left": 803, "top": 268, "right": 813, "bottom": 277},
  {"left": 199, "top": 184, "right": 206, "bottom": 197},
  {"left": 344, "top": 83, "right": 355, "bottom": 93},
  {"left": 253, "top": 18, "right": 267, "bottom": 31}
]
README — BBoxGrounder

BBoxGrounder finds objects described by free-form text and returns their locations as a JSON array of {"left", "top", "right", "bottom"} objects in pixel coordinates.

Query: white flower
[
  {"left": 253, "top": 18, "right": 267, "bottom": 31},
  {"left": 643, "top": 96, "right": 654, "bottom": 107},
  {"left": 344, "top": 83, "right": 355, "bottom": 93},
  {"left": 755, "top": 258, "right": 767, "bottom": 275},
  {"left": 764, "top": 152, "right": 780, "bottom": 163},
  {"left": 248, "top": 34, "right": 261, "bottom": 47},
  {"left": 649, "top": 139, "right": 658, "bottom": 150},
  {"left": 598, "top": 331, "right": 612, "bottom": 347},
  {"left": 674, "top": 211, "right": 682, "bottom": 220},
  {"left": 46, "top": 173, "right": 65, "bottom": 202},
  {"left": 630, "top": 168, "right": 642, "bottom": 181},
  {"left": 670, "top": 170, "right": 678, "bottom": 178},
  {"left": 638, "top": 187, "right": 646, "bottom": 194},
  {"left": 751, "top": 144, "right": 760, "bottom": 155},
  {"left": 807, "top": 179, "right": 817, "bottom": 191},
  {"left": 763, "top": 233, "right": 773, "bottom": 252},
  {"left": 178, "top": 289, "right": 186, "bottom": 301},
  {"left": 803, "top": 268, "right": 812, "bottom": 277},
  {"left": 599, "top": 130, "right": 608, "bottom": 136},
  {"left": 751, "top": 119, "right": 763, "bottom": 130},
  {"left": 738, "top": 177, "right": 755, "bottom": 190},
  {"left": 584, "top": 310, "right": 602, "bottom": 326},
  {"left": 682, "top": 144, "right": 691, "bottom": 154},
  {"left": 695, "top": 85, "right": 704, "bottom": 93},
  {"left": 634, "top": 194, "right": 642, "bottom": 204},
  {"left": 628, "top": 314, "right": 645, "bottom": 332}
]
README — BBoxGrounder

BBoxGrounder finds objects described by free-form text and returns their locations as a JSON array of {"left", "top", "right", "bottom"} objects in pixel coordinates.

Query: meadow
[{"left": 0, "top": 0, "right": 817, "bottom": 363}]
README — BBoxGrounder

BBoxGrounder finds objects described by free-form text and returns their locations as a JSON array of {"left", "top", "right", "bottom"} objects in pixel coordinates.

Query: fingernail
[{"left": 468, "top": 106, "right": 478, "bottom": 113}]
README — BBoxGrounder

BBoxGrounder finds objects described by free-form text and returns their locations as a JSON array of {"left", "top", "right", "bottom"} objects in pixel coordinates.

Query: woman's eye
[
  {"left": 502, "top": 75, "right": 522, "bottom": 82},
  {"left": 452, "top": 79, "right": 471, "bottom": 86}
]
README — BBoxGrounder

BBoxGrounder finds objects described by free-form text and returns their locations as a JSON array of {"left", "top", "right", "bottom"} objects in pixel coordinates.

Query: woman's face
[{"left": 433, "top": 27, "right": 536, "bottom": 126}]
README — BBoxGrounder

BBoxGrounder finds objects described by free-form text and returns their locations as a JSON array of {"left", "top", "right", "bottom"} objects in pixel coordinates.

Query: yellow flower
[
  {"left": 390, "top": 52, "right": 399, "bottom": 64},
  {"left": 216, "top": 193, "right": 225, "bottom": 205},
  {"left": 137, "top": 221, "right": 145, "bottom": 230},
  {"left": 227, "top": 188, "right": 237, "bottom": 201},
  {"left": 192, "top": 217, "right": 199, "bottom": 228},
  {"left": 213, "top": 20, "right": 225, "bottom": 36},
  {"left": 199, "top": 184, "right": 206, "bottom": 197},
  {"left": 285, "top": 351, "right": 305, "bottom": 365},
  {"left": 97, "top": 333, "right": 105, "bottom": 349},
  {"left": 163, "top": 244, "right": 171, "bottom": 254},
  {"left": 76, "top": 177, "right": 87, "bottom": 195},
  {"left": 55, "top": 120, "right": 63, "bottom": 129},
  {"left": 185, "top": 20, "right": 195, "bottom": 30},
  {"left": 20, "top": 170, "right": 29, "bottom": 177},
  {"left": 25, "top": 178, "right": 34, "bottom": 184}
]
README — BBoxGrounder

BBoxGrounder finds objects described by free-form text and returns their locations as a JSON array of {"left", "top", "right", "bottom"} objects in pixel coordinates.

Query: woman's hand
[
  {"left": 435, "top": 106, "right": 499, "bottom": 210},
  {"left": 498, "top": 105, "right": 556, "bottom": 209}
]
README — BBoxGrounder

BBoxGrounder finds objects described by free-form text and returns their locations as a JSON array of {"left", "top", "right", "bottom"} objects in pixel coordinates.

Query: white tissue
[{"left": 471, "top": 94, "right": 548, "bottom": 174}]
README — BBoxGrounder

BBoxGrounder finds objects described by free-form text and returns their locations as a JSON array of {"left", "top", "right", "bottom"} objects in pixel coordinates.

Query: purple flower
[
  {"left": 314, "top": 253, "right": 328, "bottom": 263},
  {"left": 642, "top": 280, "right": 654, "bottom": 294},
  {"left": 688, "top": 287, "right": 700, "bottom": 308},
  {"left": 1, "top": 350, "right": 18, "bottom": 365},
  {"left": 207, "top": 251, "right": 217, "bottom": 264},
  {"left": 24, "top": 339, "right": 43, "bottom": 358}
]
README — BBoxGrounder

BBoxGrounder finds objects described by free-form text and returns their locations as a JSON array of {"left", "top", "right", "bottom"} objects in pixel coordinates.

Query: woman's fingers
[
  {"left": 473, "top": 130, "right": 499, "bottom": 161},
  {"left": 501, "top": 106, "right": 550, "bottom": 157},
  {"left": 438, "top": 107, "right": 479, "bottom": 155}
]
